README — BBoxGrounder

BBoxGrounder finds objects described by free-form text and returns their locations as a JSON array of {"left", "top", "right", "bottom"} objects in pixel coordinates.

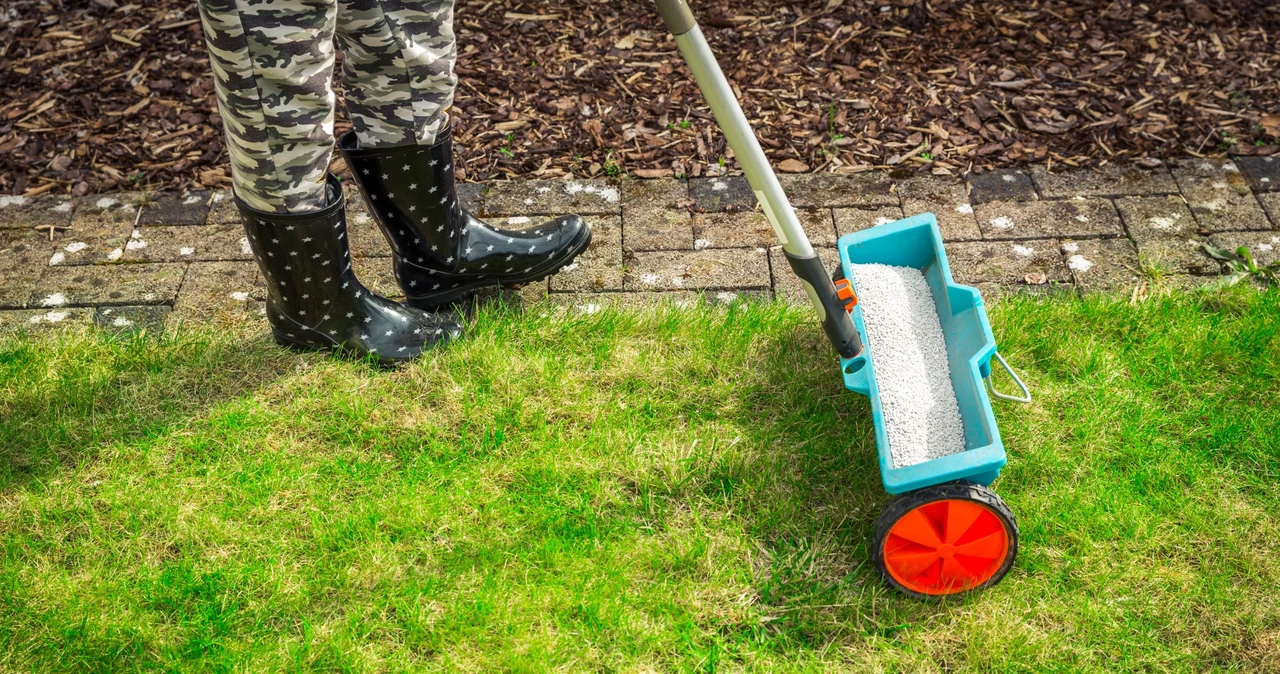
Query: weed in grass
[{"left": 1, "top": 289, "right": 1278, "bottom": 671}]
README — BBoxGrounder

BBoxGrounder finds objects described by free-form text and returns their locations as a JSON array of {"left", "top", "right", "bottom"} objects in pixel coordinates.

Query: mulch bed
[{"left": 2, "top": 0, "right": 1278, "bottom": 197}]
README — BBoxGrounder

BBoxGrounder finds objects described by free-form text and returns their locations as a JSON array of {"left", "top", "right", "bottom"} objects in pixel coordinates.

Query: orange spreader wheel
[{"left": 871, "top": 481, "right": 1018, "bottom": 599}]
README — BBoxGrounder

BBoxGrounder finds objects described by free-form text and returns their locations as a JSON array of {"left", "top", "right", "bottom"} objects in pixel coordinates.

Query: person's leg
[
  {"left": 332, "top": 0, "right": 588, "bottom": 310},
  {"left": 197, "top": 0, "right": 340, "bottom": 212},
  {"left": 334, "top": 0, "right": 456, "bottom": 148},
  {"left": 197, "top": 0, "right": 462, "bottom": 361}
]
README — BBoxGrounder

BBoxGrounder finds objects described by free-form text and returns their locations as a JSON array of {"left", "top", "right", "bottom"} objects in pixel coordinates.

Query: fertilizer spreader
[{"left": 653, "top": 0, "right": 1032, "bottom": 598}]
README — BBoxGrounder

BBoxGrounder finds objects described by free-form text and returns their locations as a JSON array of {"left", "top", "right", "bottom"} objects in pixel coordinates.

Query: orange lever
[{"left": 833, "top": 278, "right": 858, "bottom": 313}]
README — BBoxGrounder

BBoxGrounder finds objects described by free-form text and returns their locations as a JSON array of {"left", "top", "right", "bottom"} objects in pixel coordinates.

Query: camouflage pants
[{"left": 197, "top": 0, "right": 457, "bottom": 213}]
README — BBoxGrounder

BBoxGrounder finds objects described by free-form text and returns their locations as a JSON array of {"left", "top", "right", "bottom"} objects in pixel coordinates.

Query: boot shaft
[
  {"left": 237, "top": 175, "right": 365, "bottom": 327},
  {"left": 337, "top": 126, "right": 462, "bottom": 263}
]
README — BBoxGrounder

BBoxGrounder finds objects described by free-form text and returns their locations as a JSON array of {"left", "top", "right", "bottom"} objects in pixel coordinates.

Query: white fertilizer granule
[{"left": 851, "top": 263, "right": 967, "bottom": 468}]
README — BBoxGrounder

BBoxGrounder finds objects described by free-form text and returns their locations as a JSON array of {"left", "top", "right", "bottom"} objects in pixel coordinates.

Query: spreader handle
[
  {"left": 984, "top": 352, "right": 1032, "bottom": 403},
  {"left": 653, "top": 0, "right": 863, "bottom": 358}
]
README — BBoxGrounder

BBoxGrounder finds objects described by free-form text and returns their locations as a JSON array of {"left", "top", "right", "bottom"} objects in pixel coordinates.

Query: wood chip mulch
[{"left": 2, "top": 0, "right": 1279, "bottom": 197}]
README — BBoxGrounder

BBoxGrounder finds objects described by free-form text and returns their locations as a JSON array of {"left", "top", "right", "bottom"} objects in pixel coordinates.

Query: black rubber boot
[
  {"left": 237, "top": 175, "right": 463, "bottom": 366},
  {"left": 337, "top": 126, "right": 592, "bottom": 311}
]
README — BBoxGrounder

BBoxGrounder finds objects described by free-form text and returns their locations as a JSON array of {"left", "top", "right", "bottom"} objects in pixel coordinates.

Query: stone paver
[
  {"left": 624, "top": 248, "right": 769, "bottom": 291},
  {"left": 1114, "top": 195, "right": 1213, "bottom": 275},
  {"left": 770, "top": 246, "right": 841, "bottom": 304},
  {"left": 1237, "top": 156, "right": 1279, "bottom": 192},
  {"left": 171, "top": 261, "right": 264, "bottom": 324},
  {"left": 1059, "top": 239, "right": 1142, "bottom": 292},
  {"left": 483, "top": 178, "right": 621, "bottom": 216},
  {"left": 621, "top": 178, "right": 693, "bottom": 252},
  {"left": 974, "top": 198, "right": 1124, "bottom": 240},
  {"left": 344, "top": 190, "right": 394, "bottom": 258},
  {"left": 1255, "top": 192, "right": 1280, "bottom": 227},
  {"left": 95, "top": 305, "right": 171, "bottom": 336},
  {"left": 833, "top": 206, "right": 907, "bottom": 238},
  {"left": 1030, "top": 163, "right": 1178, "bottom": 198},
  {"left": 946, "top": 240, "right": 1070, "bottom": 288},
  {"left": 967, "top": 169, "right": 1037, "bottom": 203},
  {"left": 137, "top": 190, "right": 211, "bottom": 226},
  {"left": 457, "top": 183, "right": 486, "bottom": 213},
  {"left": 0, "top": 307, "right": 93, "bottom": 334},
  {"left": 122, "top": 225, "right": 252, "bottom": 263},
  {"left": 1116, "top": 196, "right": 1200, "bottom": 240},
  {"left": 206, "top": 190, "right": 243, "bottom": 225},
  {"left": 1205, "top": 231, "right": 1280, "bottom": 268},
  {"left": 43, "top": 194, "right": 146, "bottom": 266},
  {"left": 350, "top": 257, "right": 402, "bottom": 299},
  {"left": 778, "top": 172, "right": 897, "bottom": 208},
  {"left": 72, "top": 193, "right": 143, "bottom": 228},
  {"left": 1, "top": 229, "right": 47, "bottom": 309},
  {"left": 1170, "top": 159, "right": 1271, "bottom": 232},
  {"left": 28, "top": 262, "right": 186, "bottom": 309},
  {"left": 693, "top": 209, "right": 835, "bottom": 249},
  {"left": 551, "top": 215, "right": 623, "bottom": 292},
  {"left": 895, "top": 175, "right": 982, "bottom": 241},
  {"left": 0, "top": 194, "right": 75, "bottom": 231},
  {"left": 689, "top": 176, "right": 756, "bottom": 212}
]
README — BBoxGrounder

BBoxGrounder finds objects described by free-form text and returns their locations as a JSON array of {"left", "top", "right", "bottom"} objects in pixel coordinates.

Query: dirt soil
[{"left": 2, "top": 0, "right": 1278, "bottom": 197}]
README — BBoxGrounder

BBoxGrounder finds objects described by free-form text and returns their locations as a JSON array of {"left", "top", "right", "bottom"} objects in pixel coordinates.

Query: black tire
[{"left": 871, "top": 480, "right": 1018, "bottom": 600}]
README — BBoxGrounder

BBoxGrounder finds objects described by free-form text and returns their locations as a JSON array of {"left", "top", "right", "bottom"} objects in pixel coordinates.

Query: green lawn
[{"left": 2, "top": 288, "right": 1278, "bottom": 672}]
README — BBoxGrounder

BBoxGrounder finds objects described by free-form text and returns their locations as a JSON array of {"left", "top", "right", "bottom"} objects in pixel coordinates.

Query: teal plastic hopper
[{"left": 837, "top": 214, "right": 1016, "bottom": 494}]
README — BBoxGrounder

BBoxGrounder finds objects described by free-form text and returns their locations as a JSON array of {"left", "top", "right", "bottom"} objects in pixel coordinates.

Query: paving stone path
[{"left": 2, "top": 156, "right": 1279, "bottom": 336}]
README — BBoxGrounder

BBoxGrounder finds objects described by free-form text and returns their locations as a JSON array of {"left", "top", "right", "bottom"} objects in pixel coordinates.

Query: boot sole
[
  {"left": 402, "top": 228, "right": 593, "bottom": 311},
  {"left": 271, "top": 334, "right": 448, "bottom": 368}
]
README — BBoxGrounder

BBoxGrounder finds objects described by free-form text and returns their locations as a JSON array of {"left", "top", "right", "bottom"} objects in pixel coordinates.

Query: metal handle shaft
[{"left": 653, "top": 0, "right": 863, "bottom": 358}]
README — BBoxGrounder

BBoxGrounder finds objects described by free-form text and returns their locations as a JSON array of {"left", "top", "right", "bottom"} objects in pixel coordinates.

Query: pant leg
[
  {"left": 334, "top": 0, "right": 456, "bottom": 148},
  {"left": 198, "top": 0, "right": 339, "bottom": 213}
]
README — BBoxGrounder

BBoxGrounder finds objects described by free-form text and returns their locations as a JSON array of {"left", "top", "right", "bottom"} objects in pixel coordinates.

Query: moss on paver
[
  {"left": 1115, "top": 196, "right": 1215, "bottom": 275},
  {"left": 0, "top": 230, "right": 45, "bottom": 309},
  {"left": 695, "top": 209, "right": 835, "bottom": 249},
  {"left": 484, "top": 178, "right": 620, "bottom": 216},
  {"left": 121, "top": 225, "right": 252, "bottom": 263},
  {"left": 778, "top": 172, "right": 896, "bottom": 208},
  {"left": 967, "top": 169, "right": 1037, "bottom": 203},
  {"left": 624, "top": 248, "right": 770, "bottom": 292},
  {"left": 974, "top": 198, "right": 1124, "bottom": 240},
  {"left": 833, "top": 206, "right": 906, "bottom": 238},
  {"left": 1060, "top": 239, "right": 1142, "bottom": 293},
  {"left": 551, "top": 215, "right": 623, "bottom": 293},
  {"left": 1237, "top": 156, "right": 1280, "bottom": 193},
  {"left": 946, "top": 240, "right": 1070, "bottom": 289},
  {"left": 28, "top": 263, "right": 186, "bottom": 309},
  {"left": 0, "top": 307, "right": 93, "bottom": 334},
  {"left": 896, "top": 174, "right": 982, "bottom": 241},
  {"left": 171, "top": 261, "right": 264, "bottom": 325},
  {"left": 689, "top": 176, "right": 756, "bottom": 212},
  {"left": 1030, "top": 163, "right": 1178, "bottom": 199},
  {"left": 1171, "top": 159, "right": 1272, "bottom": 232},
  {"left": 136, "top": 191, "right": 211, "bottom": 226},
  {"left": 0, "top": 195, "right": 75, "bottom": 231}
]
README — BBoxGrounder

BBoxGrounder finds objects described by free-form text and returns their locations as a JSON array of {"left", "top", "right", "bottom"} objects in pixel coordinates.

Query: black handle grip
[{"left": 784, "top": 250, "right": 864, "bottom": 359}]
